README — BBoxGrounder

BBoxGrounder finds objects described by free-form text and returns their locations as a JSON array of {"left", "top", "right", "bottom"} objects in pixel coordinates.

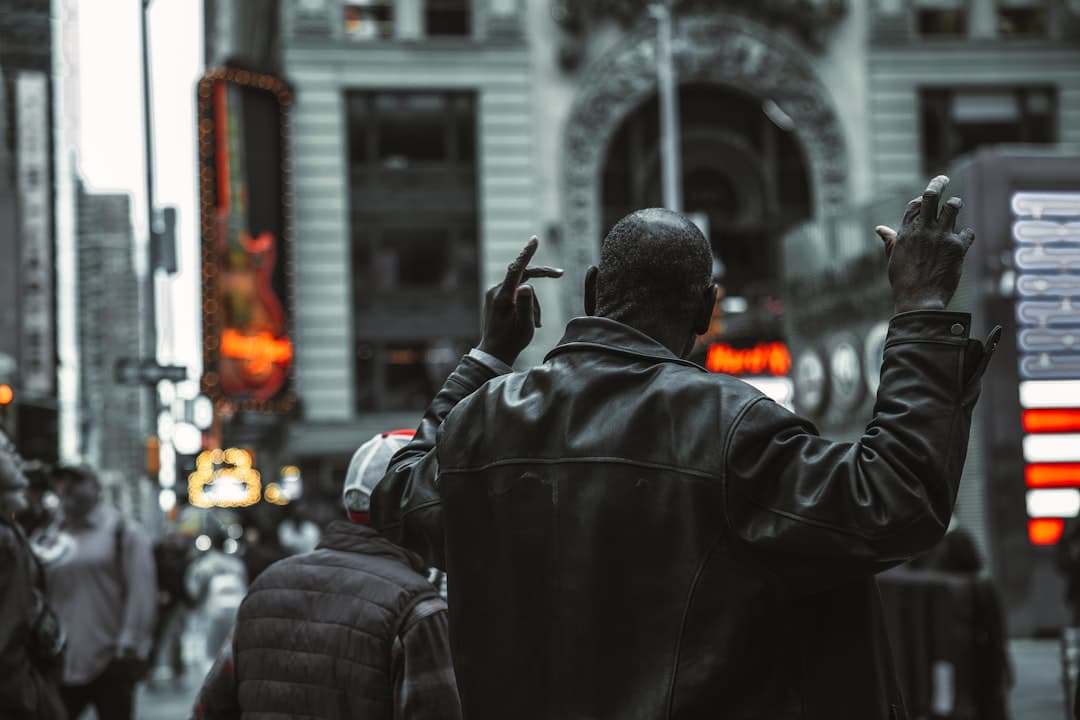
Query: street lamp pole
[
  {"left": 140, "top": 0, "right": 161, "bottom": 526},
  {"left": 650, "top": 0, "right": 682, "bottom": 213}
]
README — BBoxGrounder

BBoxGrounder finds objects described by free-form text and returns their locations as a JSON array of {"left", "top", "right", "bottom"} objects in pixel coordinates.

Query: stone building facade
[{"left": 76, "top": 184, "right": 147, "bottom": 519}]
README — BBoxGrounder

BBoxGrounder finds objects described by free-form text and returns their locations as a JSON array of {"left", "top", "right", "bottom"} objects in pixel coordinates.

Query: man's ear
[
  {"left": 584, "top": 266, "right": 599, "bottom": 316},
  {"left": 693, "top": 284, "right": 718, "bottom": 335}
]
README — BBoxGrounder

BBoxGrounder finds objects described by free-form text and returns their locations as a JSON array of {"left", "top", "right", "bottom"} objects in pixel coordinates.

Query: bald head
[{"left": 594, "top": 209, "right": 713, "bottom": 332}]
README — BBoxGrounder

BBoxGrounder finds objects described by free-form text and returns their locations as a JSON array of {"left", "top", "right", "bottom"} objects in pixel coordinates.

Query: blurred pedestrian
[
  {"left": 238, "top": 523, "right": 288, "bottom": 583},
  {"left": 915, "top": 527, "right": 1013, "bottom": 720},
  {"left": 373, "top": 177, "right": 999, "bottom": 718},
  {"left": 191, "top": 431, "right": 461, "bottom": 720},
  {"left": 17, "top": 460, "right": 77, "bottom": 568},
  {"left": 0, "top": 442, "right": 67, "bottom": 720},
  {"left": 184, "top": 524, "right": 247, "bottom": 668},
  {"left": 276, "top": 503, "right": 320, "bottom": 555},
  {"left": 47, "top": 464, "right": 157, "bottom": 720},
  {"left": 149, "top": 531, "right": 195, "bottom": 685}
]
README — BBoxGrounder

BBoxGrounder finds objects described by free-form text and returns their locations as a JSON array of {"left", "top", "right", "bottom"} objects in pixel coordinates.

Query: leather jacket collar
[{"left": 546, "top": 316, "right": 707, "bottom": 372}]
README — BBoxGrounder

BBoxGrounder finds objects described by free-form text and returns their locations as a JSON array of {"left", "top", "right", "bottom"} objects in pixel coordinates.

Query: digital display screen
[{"left": 1012, "top": 192, "right": 1080, "bottom": 544}]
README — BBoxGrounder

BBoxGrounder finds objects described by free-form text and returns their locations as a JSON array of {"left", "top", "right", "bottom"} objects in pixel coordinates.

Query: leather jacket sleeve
[
  {"left": 371, "top": 355, "right": 501, "bottom": 568},
  {"left": 724, "top": 311, "right": 999, "bottom": 592}
]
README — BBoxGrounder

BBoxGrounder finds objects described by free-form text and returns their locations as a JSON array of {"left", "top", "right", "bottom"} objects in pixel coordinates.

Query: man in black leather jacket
[{"left": 372, "top": 176, "right": 999, "bottom": 719}]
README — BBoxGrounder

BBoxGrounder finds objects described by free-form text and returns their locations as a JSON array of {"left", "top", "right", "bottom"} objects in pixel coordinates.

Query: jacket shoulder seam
[{"left": 720, "top": 395, "right": 771, "bottom": 532}]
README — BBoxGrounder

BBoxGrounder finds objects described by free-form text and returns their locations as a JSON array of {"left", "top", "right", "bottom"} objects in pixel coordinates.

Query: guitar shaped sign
[{"left": 199, "top": 68, "right": 295, "bottom": 411}]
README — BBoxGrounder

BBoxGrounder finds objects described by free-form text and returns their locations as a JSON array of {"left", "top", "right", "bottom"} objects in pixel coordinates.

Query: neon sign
[
  {"left": 188, "top": 448, "right": 262, "bottom": 509},
  {"left": 198, "top": 67, "right": 296, "bottom": 413},
  {"left": 704, "top": 342, "right": 792, "bottom": 376},
  {"left": 1012, "top": 192, "right": 1080, "bottom": 545}
]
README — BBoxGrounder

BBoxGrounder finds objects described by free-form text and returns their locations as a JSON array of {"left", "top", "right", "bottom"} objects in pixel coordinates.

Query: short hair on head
[{"left": 596, "top": 208, "right": 712, "bottom": 327}]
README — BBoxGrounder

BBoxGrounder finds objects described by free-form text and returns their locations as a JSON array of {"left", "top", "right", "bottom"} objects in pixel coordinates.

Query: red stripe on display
[
  {"left": 1026, "top": 463, "right": 1080, "bottom": 488},
  {"left": 1029, "top": 518, "right": 1065, "bottom": 545},
  {"left": 1023, "top": 408, "right": 1080, "bottom": 433}
]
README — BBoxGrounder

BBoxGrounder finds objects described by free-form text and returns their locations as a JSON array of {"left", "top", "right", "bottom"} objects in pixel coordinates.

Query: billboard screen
[
  {"left": 1010, "top": 191, "right": 1080, "bottom": 546},
  {"left": 197, "top": 67, "right": 295, "bottom": 413}
]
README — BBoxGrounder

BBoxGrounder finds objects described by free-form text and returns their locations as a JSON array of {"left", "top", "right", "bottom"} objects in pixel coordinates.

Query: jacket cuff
[
  {"left": 887, "top": 310, "right": 973, "bottom": 345},
  {"left": 468, "top": 348, "right": 514, "bottom": 375}
]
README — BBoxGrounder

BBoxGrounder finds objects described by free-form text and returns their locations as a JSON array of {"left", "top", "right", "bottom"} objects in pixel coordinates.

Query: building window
[
  {"left": 347, "top": 91, "right": 480, "bottom": 413},
  {"left": 914, "top": 0, "right": 967, "bottom": 36},
  {"left": 920, "top": 87, "right": 1057, "bottom": 174},
  {"left": 427, "top": 0, "right": 471, "bottom": 36},
  {"left": 344, "top": 1, "right": 393, "bottom": 41},
  {"left": 997, "top": 0, "right": 1047, "bottom": 37}
]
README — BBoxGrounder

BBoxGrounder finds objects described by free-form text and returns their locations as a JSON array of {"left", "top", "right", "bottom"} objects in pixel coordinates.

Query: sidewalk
[
  {"left": 1011, "top": 638, "right": 1066, "bottom": 719},
  {"left": 115, "top": 638, "right": 1071, "bottom": 719}
]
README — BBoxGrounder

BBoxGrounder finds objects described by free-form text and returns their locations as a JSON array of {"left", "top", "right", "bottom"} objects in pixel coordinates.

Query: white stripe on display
[
  {"left": 1019, "top": 380, "right": 1080, "bottom": 409},
  {"left": 1023, "top": 434, "right": 1080, "bottom": 463},
  {"left": 1027, "top": 488, "right": 1080, "bottom": 518}
]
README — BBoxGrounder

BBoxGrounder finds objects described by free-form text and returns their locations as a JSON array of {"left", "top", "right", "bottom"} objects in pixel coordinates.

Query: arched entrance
[
  {"left": 563, "top": 12, "right": 849, "bottom": 306},
  {"left": 601, "top": 83, "right": 811, "bottom": 304}
]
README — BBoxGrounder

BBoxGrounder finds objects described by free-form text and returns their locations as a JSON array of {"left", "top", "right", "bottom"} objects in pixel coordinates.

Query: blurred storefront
[{"left": 0, "top": 0, "right": 61, "bottom": 465}]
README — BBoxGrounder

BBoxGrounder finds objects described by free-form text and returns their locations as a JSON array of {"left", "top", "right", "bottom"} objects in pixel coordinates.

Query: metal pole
[
  {"left": 139, "top": 0, "right": 160, "bottom": 525},
  {"left": 650, "top": 0, "right": 682, "bottom": 213}
]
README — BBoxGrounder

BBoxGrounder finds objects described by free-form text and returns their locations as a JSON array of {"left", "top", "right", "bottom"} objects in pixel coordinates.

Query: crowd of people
[{"left": 2, "top": 177, "right": 1020, "bottom": 719}]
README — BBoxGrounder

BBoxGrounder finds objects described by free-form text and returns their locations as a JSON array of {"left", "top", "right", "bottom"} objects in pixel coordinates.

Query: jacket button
[{"left": 950, "top": 323, "right": 965, "bottom": 336}]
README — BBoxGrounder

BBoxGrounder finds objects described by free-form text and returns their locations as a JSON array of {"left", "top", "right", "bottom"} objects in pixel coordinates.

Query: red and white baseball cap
[{"left": 342, "top": 429, "right": 415, "bottom": 523}]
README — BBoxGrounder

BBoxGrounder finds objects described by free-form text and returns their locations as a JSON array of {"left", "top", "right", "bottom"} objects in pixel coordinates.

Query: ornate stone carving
[
  {"left": 552, "top": 0, "right": 847, "bottom": 54},
  {"left": 560, "top": 11, "right": 850, "bottom": 312}
]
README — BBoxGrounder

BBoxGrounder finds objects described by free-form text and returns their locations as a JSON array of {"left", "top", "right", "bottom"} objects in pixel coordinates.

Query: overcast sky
[{"left": 76, "top": 0, "right": 202, "bottom": 373}]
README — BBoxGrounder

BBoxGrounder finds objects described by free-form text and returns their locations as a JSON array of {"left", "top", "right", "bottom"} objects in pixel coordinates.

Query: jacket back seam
[{"left": 664, "top": 535, "right": 724, "bottom": 720}]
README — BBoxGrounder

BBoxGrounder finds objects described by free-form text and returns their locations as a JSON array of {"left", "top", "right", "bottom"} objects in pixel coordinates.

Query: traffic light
[
  {"left": 145, "top": 436, "right": 161, "bottom": 478},
  {"left": 0, "top": 384, "right": 13, "bottom": 426}
]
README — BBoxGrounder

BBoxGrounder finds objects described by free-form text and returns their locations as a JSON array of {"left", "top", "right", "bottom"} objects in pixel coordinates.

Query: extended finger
[
  {"left": 920, "top": 175, "right": 949, "bottom": 225},
  {"left": 940, "top": 197, "right": 962, "bottom": 232},
  {"left": 522, "top": 266, "right": 564, "bottom": 280},
  {"left": 499, "top": 236, "right": 540, "bottom": 298},
  {"left": 958, "top": 227, "right": 975, "bottom": 252},
  {"left": 902, "top": 197, "right": 922, "bottom": 227}
]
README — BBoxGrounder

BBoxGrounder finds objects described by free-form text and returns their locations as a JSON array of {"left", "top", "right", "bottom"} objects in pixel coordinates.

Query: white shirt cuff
[{"left": 468, "top": 348, "right": 514, "bottom": 375}]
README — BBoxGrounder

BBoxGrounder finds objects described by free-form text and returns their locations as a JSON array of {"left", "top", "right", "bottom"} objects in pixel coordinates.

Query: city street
[
  {"left": 121, "top": 639, "right": 1063, "bottom": 719},
  {"left": 4, "top": 1, "right": 1080, "bottom": 719}
]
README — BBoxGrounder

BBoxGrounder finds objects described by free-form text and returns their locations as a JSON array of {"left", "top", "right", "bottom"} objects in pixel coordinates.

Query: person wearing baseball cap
[{"left": 192, "top": 430, "right": 461, "bottom": 720}]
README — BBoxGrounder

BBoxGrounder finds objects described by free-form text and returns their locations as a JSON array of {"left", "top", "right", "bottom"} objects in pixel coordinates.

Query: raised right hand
[
  {"left": 875, "top": 175, "right": 976, "bottom": 314},
  {"left": 477, "top": 237, "right": 563, "bottom": 366}
]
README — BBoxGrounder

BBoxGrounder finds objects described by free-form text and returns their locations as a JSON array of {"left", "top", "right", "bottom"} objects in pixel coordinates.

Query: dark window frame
[
  {"left": 919, "top": 85, "right": 1058, "bottom": 175},
  {"left": 425, "top": 0, "right": 473, "bottom": 37},
  {"left": 912, "top": 0, "right": 970, "bottom": 38},
  {"left": 345, "top": 89, "right": 481, "bottom": 414}
]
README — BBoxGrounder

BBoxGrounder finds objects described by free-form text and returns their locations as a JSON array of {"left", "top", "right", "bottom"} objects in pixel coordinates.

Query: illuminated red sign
[
  {"left": 1029, "top": 518, "right": 1064, "bottom": 545},
  {"left": 198, "top": 68, "right": 295, "bottom": 413},
  {"left": 705, "top": 342, "right": 792, "bottom": 376},
  {"left": 1026, "top": 463, "right": 1080, "bottom": 488},
  {"left": 1023, "top": 408, "right": 1080, "bottom": 434}
]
